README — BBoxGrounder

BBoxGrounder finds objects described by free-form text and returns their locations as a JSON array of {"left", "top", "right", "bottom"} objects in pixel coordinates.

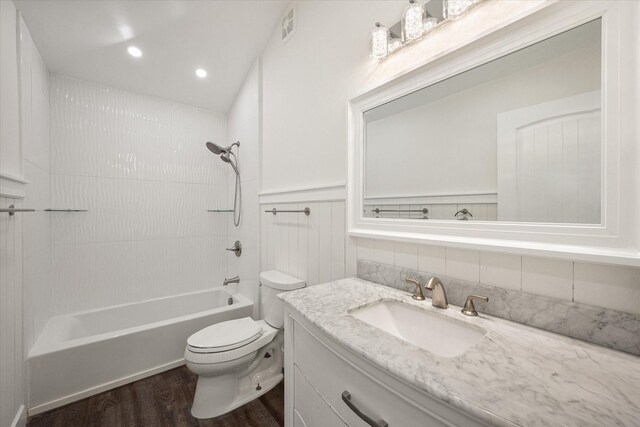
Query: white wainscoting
[
  {"left": 0, "top": 198, "right": 26, "bottom": 427},
  {"left": 260, "top": 200, "right": 355, "bottom": 287}
]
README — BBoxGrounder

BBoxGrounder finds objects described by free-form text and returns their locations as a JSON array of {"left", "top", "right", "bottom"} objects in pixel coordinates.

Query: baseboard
[
  {"left": 28, "top": 359, "right": 185, "bottom": 416},
  {"left": 11, "top": 405, "right": 26, "bottom": 427}
]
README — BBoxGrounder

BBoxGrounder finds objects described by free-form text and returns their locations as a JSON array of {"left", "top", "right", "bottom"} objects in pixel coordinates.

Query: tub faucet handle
[{"left": 226, "top": 240, "right": 242, "bottom": 257}]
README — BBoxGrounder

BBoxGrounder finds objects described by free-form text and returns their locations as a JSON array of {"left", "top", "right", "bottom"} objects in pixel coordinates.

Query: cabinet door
[{"left": 294, "top": 365, "right": 347, "bottom": 427}]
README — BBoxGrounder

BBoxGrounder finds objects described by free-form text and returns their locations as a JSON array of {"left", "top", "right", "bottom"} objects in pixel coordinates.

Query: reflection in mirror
[{"left": 364, "top": 19, "right": 601, "bottom": 224}]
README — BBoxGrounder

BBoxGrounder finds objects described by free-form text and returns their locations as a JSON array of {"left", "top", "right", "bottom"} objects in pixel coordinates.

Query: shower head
[
  {"left": 221, "top": 152, "right": 239, "bottom": 175},
  {"left": 206, "top": 142, "right": 227, "bottom": 155},
  {"left": 206, "top": 141, "right": 240, "bottom": 175}
]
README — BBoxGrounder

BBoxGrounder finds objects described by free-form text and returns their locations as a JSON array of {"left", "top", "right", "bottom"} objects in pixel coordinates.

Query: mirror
[{"left": 364, "top": 19, "right": 601, "bottom": 223}]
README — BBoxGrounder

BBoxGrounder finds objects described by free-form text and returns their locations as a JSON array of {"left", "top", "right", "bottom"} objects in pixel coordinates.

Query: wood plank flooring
[{"left": 27, "top": 366, "right": 284, "bottom": 427}]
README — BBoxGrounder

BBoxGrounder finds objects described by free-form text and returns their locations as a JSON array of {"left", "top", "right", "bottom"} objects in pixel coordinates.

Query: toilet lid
[{"left": 187, "top": 317, "right": 262, "bottom": 353}]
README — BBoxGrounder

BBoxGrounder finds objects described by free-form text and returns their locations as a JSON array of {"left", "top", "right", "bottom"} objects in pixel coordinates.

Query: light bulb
[
  {"left": 403, "top": 0, "right": 425, "bottom": 42},
  {"left": 423, "top": 16, "right": 438, "bottom": 32},
  {"left": 388, "top": 37, "right": 403, "bottom": 54},
  {"left": 444, "top": 0, "right": 474, "bottom": 20},
  {"left": 370, "top": 22, "right": 389, "bottom": 60},
  {"left": 195, "top": 68, "right": 207, "bottom": 78}
]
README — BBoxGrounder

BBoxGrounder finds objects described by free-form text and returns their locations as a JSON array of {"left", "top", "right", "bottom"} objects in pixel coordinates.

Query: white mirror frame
[{"left": 347, "top": 0, "right": 640, "bottom": 267}]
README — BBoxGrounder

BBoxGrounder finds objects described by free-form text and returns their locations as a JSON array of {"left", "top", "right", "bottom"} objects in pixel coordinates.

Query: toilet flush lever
[{"left": 226, "top": 240, "right": 242, "bottom": 257}]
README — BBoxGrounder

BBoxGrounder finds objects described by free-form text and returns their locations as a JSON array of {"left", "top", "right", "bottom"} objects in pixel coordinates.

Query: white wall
[
  {"left": 227, "top": 59, "right": 261, "bottom": 317},
  {"left": 259, "top": 0, "right": 640, "bottom": 315},
  {"left": 0, "top": 0, "right": 22, "bottom": 182},
  {"left": 261, "top": 1, "right": 408, "bottom": 192},
  {"left": 48, "top": 75, "right": 229, "bottom": 316}
]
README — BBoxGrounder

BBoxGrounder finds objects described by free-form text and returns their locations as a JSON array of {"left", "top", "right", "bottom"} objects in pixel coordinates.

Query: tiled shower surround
[
  {"left": 49, "top": 75, "right": 229, "bottom": 316},
  {"left": 358, "top": 259, "right": 640, "bottom": 356}
]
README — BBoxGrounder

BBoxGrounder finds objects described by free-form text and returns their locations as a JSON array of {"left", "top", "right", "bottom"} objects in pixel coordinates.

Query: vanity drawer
[
  {"left": 294, "top": 365, "right": 348, "bottom": 427},
  {"left": 293, "top": 321, "right": 450, "bottom": 427}
]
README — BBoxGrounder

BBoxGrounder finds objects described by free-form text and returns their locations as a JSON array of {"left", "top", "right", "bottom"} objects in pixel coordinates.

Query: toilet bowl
[{"left": 185, "top": 270, "right": 305, "bottom": 419}]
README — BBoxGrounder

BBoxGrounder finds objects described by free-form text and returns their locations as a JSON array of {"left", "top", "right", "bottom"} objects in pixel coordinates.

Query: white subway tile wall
[
  {"left": 49, "top": 75, "right": 229, "bottom": 316},
  {"left": 445, "top": 248, "right": 481, "bottom": 282},
  {"left": 226, "top": 60, "right": 260, "bottom": 317},
  {"left": 21, "top": 18, "right": 52, "bottom": 352},
  {"left": 574, "top": 263, "right": 640, "bottom": 313},
  {"left": 522, "top": 257, "right": 573, "bottom": 300},
  {"left": 356, "top": 238, "right": 640, "bottom": 315},
  {"left": 479, "top": 252, "right": 521, "bottom": 291}
]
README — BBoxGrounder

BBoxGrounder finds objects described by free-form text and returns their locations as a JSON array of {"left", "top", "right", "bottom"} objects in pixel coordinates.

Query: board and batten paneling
[
  {"left": 0, "top": 198, "right": 26, "bottom": 427},
  {"left": 260, "top": 201, "right": 352, "bottom": 286}
]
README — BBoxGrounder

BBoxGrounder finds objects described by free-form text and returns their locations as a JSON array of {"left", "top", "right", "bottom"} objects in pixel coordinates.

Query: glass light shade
[
  {"left": 423, "top": 16, "right": 438, "bottom": 32},
  {"left": 444, "top": 0, "right": 474, "bottom": 20},
  {"left": 370, "top": 22, "right": 389, "bottom": 59},
  {"left": 388, "top": 37, "right": 403, "bottom": 54},
  {"left": 403, "top": 1, "right": 425, "bottom": 42}
]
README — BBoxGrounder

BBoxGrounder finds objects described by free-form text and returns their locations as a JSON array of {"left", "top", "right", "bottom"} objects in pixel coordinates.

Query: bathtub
[{"left": 28, "top": 288, "right": 252, "bottom": 415}]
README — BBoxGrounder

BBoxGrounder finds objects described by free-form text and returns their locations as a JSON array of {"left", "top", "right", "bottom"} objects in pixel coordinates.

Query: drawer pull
[{"left": 341, "top": 391, "right": 388, "bottom": 427}]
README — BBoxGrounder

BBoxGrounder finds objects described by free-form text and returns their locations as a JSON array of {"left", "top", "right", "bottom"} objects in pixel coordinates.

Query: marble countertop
[{"left": 279, "top": 278, "right": 640, "bottom": 427}]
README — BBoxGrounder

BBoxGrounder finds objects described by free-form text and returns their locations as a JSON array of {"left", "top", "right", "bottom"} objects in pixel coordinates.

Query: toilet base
[
  {"left": 191, "top": 371, "right": 284, "bottom": 419},
  {"left": 190, "top": 333, "right": 284, "bottom": 419}
]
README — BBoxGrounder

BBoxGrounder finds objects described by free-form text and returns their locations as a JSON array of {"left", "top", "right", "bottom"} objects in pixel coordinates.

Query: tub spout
[{"left": 223, "top": 276, "right": 239, "bottom": 286}]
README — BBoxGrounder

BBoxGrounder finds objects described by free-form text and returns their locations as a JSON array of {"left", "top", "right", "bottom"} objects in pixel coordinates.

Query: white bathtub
[{"left": 28, "top": 288, "right": 252, "bottom": 415}]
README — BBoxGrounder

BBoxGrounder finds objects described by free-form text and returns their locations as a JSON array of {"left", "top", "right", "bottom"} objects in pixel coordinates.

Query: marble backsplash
[{"left": 357, "top": 259, "right": 640, "bottom": 356}]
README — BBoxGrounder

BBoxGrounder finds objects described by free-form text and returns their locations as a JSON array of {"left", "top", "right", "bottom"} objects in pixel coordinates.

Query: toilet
[{"left": 185, "top": 270, "right": 305, "bottom": 419}]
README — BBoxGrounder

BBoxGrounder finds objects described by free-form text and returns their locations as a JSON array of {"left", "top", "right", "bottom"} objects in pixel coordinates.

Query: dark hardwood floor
[{"left": 28, "top": 366, "right": 284, "bottom": 427}]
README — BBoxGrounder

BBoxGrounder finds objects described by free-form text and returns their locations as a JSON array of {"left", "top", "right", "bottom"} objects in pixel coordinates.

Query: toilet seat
[
  {"left": 187, "top": 317, "right": 262, "bottom": 354},
  {"left": 185, "top": 320, "right": 279, "bottom": 365}
]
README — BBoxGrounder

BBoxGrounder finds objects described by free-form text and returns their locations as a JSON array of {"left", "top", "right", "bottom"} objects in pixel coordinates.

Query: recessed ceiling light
[
  {"left": 127, "top": 46, "right": 142, "bottom": 58},
  {"left": 195, "top": 68, "right": 207, "bottom": 78}
]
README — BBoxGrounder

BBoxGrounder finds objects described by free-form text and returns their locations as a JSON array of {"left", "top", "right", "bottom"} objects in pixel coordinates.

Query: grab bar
[
  {"left": 207, "top": 209, "right": 234, "bottom": 212},
  {"left": 1, "top": 204, "right": 35, "bottom": 216},
  {"left": 265, "top": 207, "right": 310, "bottom": 216},
  {"left": 372, "top": 207, "right": 428, "bottom": 214},
  {"left": 45, "top": 209, "right": 88, "bottom": 212}
]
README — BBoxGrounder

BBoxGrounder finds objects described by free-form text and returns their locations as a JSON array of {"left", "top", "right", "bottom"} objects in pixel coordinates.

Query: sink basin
[{"left": 349, "top": 300, "right": 486, "bottom": 358}]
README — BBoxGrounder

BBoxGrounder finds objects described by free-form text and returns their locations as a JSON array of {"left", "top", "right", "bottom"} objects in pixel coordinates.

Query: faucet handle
[
  {"left": 404, "top": 277, "right": 425, "bottom": 301},
  {"left": 461, "top": 295, "right": 489, "bottom": 316}
]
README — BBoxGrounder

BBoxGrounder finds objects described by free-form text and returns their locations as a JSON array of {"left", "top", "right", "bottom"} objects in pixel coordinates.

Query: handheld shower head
[
  {"left": 205, "top": 140, "right": 242, "bottom": 227},
  {"left": 221, "top": 152, "right": 239, "bottom": 175}
]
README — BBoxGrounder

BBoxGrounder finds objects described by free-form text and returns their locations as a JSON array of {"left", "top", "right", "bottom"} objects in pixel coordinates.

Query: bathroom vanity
[{"left": 280, "top": 279, "right": 640, "bottom": 426}]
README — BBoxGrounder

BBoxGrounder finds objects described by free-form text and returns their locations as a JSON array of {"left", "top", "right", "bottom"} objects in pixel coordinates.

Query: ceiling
[{"left": 14, "top": 0, "right": 288, "bottom": 112}]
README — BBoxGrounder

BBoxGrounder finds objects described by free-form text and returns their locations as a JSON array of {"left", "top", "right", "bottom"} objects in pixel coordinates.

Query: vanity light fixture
[
  {"left": 195, "top": 68, "right": 208, "bottom": 78},
  {"left": 370, "top": 22, "right": 389, "bottom": 59},
  {"left": 127, "top": 46, "right": 142, "bottom": 58},
  {"left": 444, "top": 0, "right": 475, "bottom": 20},
  {"left": 402, "top": 0, "right": 425, "bottom": 42},
  {"left": 370, "top": 0, "right": 480, "bottom": 60}
]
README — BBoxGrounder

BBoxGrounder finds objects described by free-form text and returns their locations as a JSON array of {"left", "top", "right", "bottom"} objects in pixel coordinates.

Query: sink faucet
[
  {"left": 426, "top": 277, "right": 449, "bottom": 309},
  {"left": 223, "top": 276, "right": 239, "bottom": 286},
  {"left": 404, "top": 277, "right": 425, "bottom": 300}
]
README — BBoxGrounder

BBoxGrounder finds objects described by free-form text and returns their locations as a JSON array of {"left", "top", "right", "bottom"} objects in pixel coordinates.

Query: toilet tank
[{"left": 260, "top": 270, "right": 305, "bottom": 328}]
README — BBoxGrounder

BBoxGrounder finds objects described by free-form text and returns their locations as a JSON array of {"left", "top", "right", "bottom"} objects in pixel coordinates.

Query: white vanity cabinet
[{"left": 284, "top": 307, "right": 489, "bottom": 427}]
